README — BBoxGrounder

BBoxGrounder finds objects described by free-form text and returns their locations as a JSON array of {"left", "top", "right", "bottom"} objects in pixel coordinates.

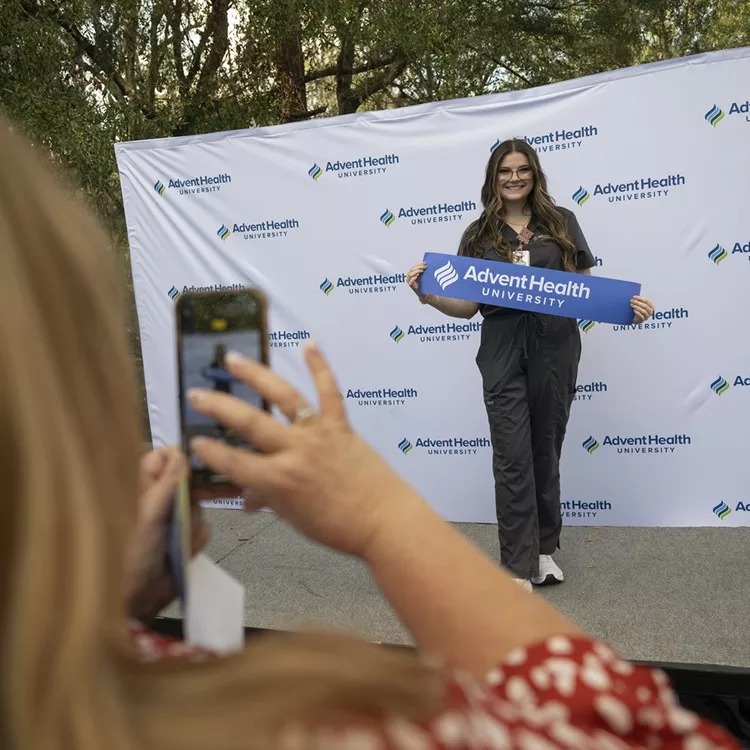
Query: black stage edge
[{"left": 152, "top": 617, "right": 750, "bottom": 746}]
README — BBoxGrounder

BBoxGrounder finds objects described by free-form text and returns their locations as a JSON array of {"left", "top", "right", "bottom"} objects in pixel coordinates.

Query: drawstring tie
[{"left": 514, "top": 312, "right": 549, "bottom": 359}]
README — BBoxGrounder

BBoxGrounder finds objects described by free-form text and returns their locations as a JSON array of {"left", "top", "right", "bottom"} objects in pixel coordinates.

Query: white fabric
[
  {"left": 115, "top": 47, "right": 750, "bottom": 526},
  {"left": 185, "top": 553, "right": 244, "bottom": 653}
]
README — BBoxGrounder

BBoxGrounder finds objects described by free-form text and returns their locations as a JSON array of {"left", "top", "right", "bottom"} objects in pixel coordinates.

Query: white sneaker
[
  {"left": 513, "top": 578, "right": 533, "bottom": 592},
  {"left": 531, "top": 555, "right": 564, "bottom": 586}
]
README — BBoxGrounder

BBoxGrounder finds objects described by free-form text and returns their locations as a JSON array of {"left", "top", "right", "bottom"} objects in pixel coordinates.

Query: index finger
[{"left": 304, "top": 342, "right": 346, "bottom": 421}]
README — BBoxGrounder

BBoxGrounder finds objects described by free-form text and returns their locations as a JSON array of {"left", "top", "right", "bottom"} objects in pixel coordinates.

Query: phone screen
[{"left": 177, "top": 289, "right": 268, "bottom": 499}]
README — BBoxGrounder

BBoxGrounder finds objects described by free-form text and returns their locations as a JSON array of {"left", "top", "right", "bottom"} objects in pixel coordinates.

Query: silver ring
[{"left": 292, "top": 406, "right": 316, "bottom": 424}]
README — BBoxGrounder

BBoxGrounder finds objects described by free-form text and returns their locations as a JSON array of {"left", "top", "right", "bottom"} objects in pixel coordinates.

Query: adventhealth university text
[
  {"left": 592, "top": 174, "right": 685, "bottom": 202},
  {"left": 410, "top": 437, "right": 491, "bottom": 456},
  {"left": 462, "top": 266, "right": 591, "bottom": 309},
  {"left": 600, "top": 434, "right": 691, "bottom": 455},
  {"left": 166, "top": 173, "right": 231, "bottom": 194},
  {"left": 395, "top": 201, "right": 477, "bottom": 224},
  {"left": 522, "top": 125, "right": 598, "bottom": 151},
  {"left": 326, "top": 153, "right": 399, "bottom": 177}
]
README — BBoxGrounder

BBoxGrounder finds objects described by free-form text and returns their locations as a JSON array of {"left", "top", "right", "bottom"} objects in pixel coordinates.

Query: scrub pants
[{"left": 476, "top": 313, "right": 581, "bottom": 580}]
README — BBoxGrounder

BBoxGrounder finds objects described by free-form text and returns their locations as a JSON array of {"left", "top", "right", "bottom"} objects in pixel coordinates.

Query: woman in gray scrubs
[{"left": 406, "top": 139, "right": 654, "bottom": 590}]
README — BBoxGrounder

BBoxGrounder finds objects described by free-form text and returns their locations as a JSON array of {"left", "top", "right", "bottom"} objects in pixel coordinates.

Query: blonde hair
[{"left": 0, "top": 118, "right": 441, "bottom": 750}]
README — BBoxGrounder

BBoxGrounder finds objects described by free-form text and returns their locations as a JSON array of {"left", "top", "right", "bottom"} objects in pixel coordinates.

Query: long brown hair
[
  {"left": 458, "top": 139, "right": 578, "bottom": 272},
  {"left": 0, "top": 118, "right": 441, "bottom": 750}
]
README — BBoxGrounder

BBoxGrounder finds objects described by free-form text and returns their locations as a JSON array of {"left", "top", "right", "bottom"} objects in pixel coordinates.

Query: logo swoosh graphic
[
  {"left": 434, "top": 260, "right": 459, "bottom": 290},
  {"left": 572, "top": 187, "right": 590, "bottom": 206},
  {"left": 398, "top": 438, "right": 413, "bottom": 454},
  {"left": 582, "top": 435, "right": 600, "bottom": 454},
  {"left": 704, "top": 105, "right": 725, "bottom": 127},
  {"left": 708, "top": 244, "right": 727, "bottom": 264},
  {"left": 380, "top": 209, "right": 395, "bottom": 227},
  {"left": 710, "top": 376, "right": 729, "bottom": 395},
  {"left": 712, "top": 501, "right": 731, "bottom": 519}
]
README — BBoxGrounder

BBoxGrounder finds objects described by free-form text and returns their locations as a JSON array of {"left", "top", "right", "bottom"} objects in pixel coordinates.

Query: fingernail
[
  {"left": 187, "top": 388, "right": 210, "bottom": 403},
  {"left": 307, "top": 340, "right": 319, "bottom": 352},
  {"left": 224, "top": 350, "right": 247, "bottom": 366}
]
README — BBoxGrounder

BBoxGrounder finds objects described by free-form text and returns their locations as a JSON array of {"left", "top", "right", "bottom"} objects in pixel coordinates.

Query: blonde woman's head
[
  {"left": 0, "top": 116, "right": 143, "bottom": 749},
  {"left": 0, "top": 118, "right": 440, "bottom": 750}
]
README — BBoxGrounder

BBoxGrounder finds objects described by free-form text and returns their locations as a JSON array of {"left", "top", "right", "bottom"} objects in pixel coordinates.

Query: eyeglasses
[{"left": 498, "top": 166, "right": 533, "bottom": 181}]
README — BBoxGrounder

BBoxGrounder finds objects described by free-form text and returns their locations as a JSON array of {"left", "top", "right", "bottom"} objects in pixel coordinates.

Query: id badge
[{"left": 512, "top": 249, "right": 530, "bottom": 266}]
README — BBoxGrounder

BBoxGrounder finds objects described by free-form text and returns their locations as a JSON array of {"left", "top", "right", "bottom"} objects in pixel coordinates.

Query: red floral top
[{"left": 129, "top": 624, "right": 740, "bottom": 749}]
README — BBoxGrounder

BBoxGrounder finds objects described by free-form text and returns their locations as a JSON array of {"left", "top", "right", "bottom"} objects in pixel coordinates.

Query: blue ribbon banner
[{"left": 419, "top": 252, "right": 641, "bottom": 325}]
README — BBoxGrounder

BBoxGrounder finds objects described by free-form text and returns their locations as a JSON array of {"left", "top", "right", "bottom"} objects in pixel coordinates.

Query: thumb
[{"left": 141, "top": 450, "right": 188, "bottom": 523}]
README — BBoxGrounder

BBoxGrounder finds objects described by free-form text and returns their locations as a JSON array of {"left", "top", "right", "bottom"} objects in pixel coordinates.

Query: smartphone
[
  {"left": 165, "top": 477, "right": 191, "bottom": 603},
  {"left": 176, "top": 288, "right": 269, "bottom": 501}
]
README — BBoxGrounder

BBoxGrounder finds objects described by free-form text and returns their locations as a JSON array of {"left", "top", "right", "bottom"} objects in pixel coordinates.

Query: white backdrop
[{"left": 116, "top": 48, "right": 750, "bottom": 526}]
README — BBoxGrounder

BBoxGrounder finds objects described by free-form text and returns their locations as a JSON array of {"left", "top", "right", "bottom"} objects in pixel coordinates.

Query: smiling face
[{"left": 495, "top": 151, "right": 534, "bottom": 206}]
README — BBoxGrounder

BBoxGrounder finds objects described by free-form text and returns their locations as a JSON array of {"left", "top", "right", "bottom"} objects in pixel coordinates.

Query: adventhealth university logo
[
  {"left": 430, "top": 262, "right": 591, "bottom": 312},
  {"left": 562, "top": 500, "right": 612, "bottom": 519},
  {"left": 582, "top": 433, "right": 691, "bottom": 455},
  {"left": 389, "top": 321, "right": 480, "bottom": 344},
  {"left": 217, "top": 216, "right": 300, "bottom": 241},
  {"left": 167, "top": 283, "right": 244, "bottom": 301},
  {"left": 491, "top": 125, "right": 599, "bottom": 153},
  {"left": 398, "top": 436, "right": 491, "bottom": 456},
  {"left": 710, "top": 375, "right": 750, "bottom": 395},
  {"left": 572, "top": 173, "right": 685, "bottom": 205},
  {"left": 613, "top": 307, "right": 689, "bottom": 332},
  {"left": 380, "top": 199, "right": 477, "bottom": 227},
  {"left": 268, "top": 329, "right": 311, "bottom": 349},
  {"left": 309, "top": 153, "right": 400, "bottom": 181},
  {"left": 153, "top": 173, "right": 231, "bottom": 196},
  {"left": 573, "top": 381, "right": 608, "bottom": 402},
  {"left": 704, "top": 100, "right": 750, "bottom": 126},
  {"left": 346, "top": 388, "right": 418, "bottom": 408},
  {"left": 579, "top": 307, "right": 688, "bottom": 334},
  {"left": 708, "top": 240, "right": 750, "bottom": 265},
  {"left": 713, "top": 501, "right": 750, "bottom": 519},
  {"left": 319, "top": 273, "right": 406, "bottom": 296}
]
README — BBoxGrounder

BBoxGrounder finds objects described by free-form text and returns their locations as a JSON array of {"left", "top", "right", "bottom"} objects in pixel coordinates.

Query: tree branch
[
  {"left": 466, "top": 44, "right": 533, "bottom": 87},
  {"left": 305, "top": 54, "right": 399, "bottom": 83},
  {"left": 170, "top": 0, "right": 187, "bottom": 91},
  {"left": 19, "top": 0, "right": 136, "bottom": 100},
  {"left": 147, "top": 4, "right": 164, "bottom": 113},
  {"left": 186, "top": 8, "right": 214, "bottom": 84},
  {"left": 282, "top": 105, "right": 327, "bottom": 122},
  {"left": 195, "top": 0, "right": 230, "bottom": 95},
  {"left": 346, "top": 57, "right": 408, "bottom": 113},
  {"left": 527, "top": 0, "right": 593, "bottom": 10}
]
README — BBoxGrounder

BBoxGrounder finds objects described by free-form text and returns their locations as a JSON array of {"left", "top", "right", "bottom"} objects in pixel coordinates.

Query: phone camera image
[{"left": 178, "top": 292, "right": 265, "bottom": 484}]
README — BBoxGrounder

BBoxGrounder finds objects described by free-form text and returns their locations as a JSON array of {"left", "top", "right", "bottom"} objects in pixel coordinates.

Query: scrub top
[{"left": 473, "top": 206, "right": 597, "bottom": 318}]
